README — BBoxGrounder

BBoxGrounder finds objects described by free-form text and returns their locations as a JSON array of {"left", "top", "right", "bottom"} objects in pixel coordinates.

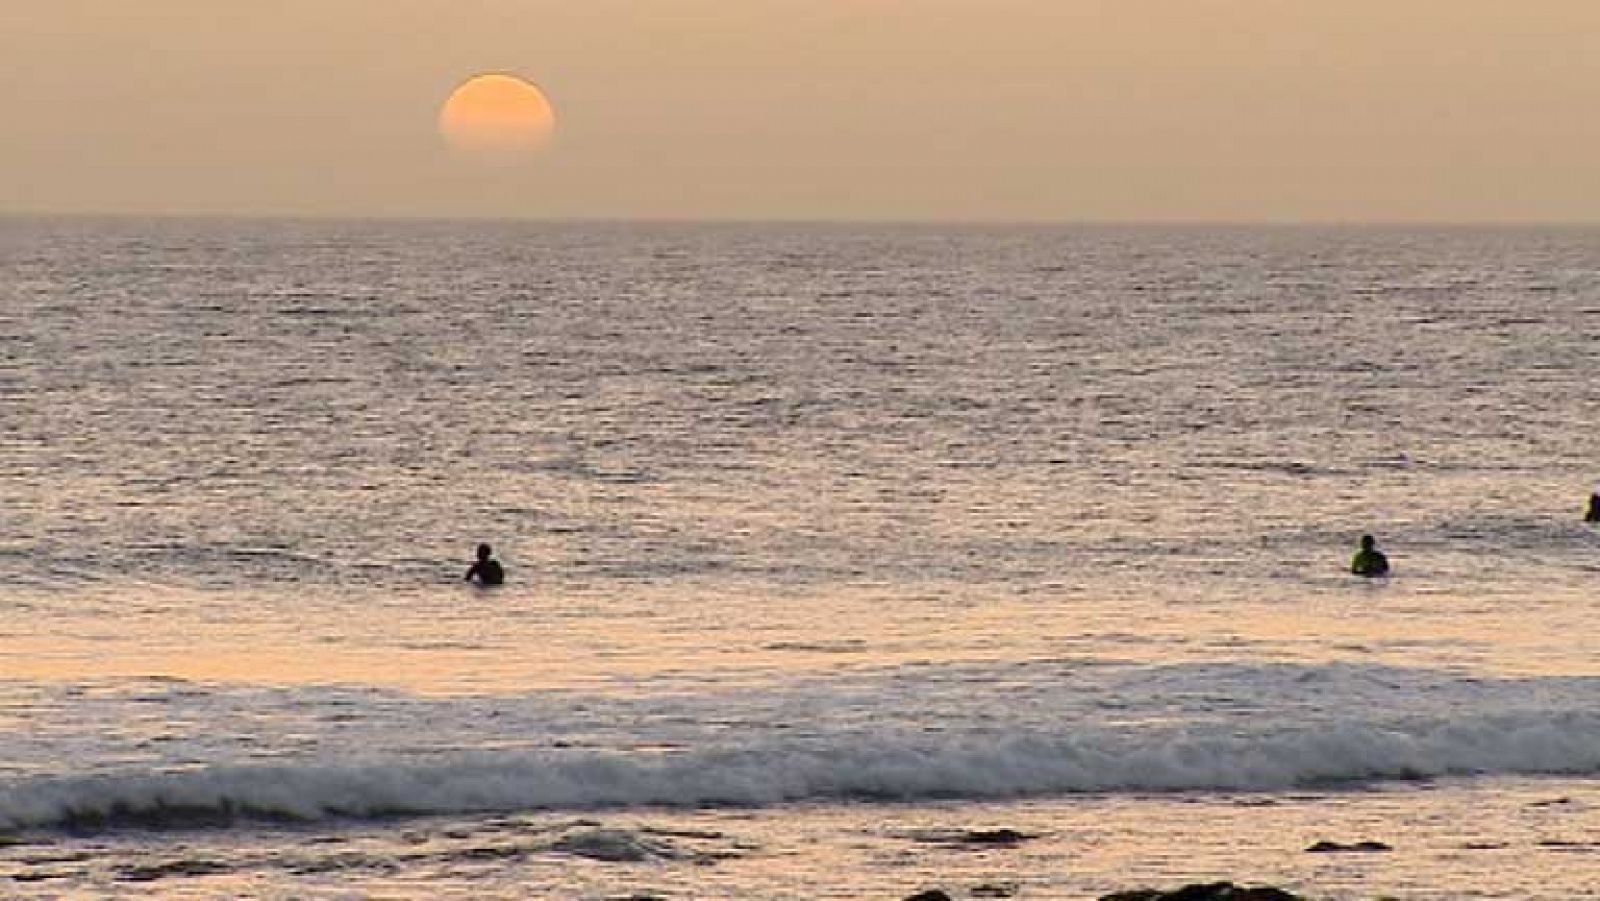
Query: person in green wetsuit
[{"left": 1350, "top": 534, "right": 1390, "bottom": 578}]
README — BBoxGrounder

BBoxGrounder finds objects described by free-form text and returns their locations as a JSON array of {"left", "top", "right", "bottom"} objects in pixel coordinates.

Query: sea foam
[{"left": 4, "top": 708, "right": 1597, "bottom": 831}]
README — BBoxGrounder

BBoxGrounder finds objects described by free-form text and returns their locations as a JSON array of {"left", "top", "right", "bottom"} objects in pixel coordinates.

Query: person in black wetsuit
[
  {"left": 1586, "top": 492, "right": 1600, "bottom": 523},
  {"left": 1350, "top": 534, "right": 1390, "bottom": 578},
  {"left": 465, "top": 543, "right": 505, "bottom": 586}
]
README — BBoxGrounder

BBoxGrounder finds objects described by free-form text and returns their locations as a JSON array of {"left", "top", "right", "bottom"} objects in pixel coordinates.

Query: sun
[{"left": 438, "top": 73, "right": 556, "bottom": 160}]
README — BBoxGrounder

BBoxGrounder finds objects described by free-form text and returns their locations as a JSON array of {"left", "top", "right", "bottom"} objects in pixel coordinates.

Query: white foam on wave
[{"left": 4, "top": 708, "right": 1598, "bottom": 831}]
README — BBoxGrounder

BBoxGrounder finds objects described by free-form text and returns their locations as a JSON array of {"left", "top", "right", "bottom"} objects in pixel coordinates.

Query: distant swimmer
[
  {"left": 465, "top": 543, "right": 505, "bottom": 586},
  {"left": 1350, "top": 534, "right": 1390, "bottom": 578},
  {"left": 1586, "top": 492, "right": 1600, "bottom": 523}
]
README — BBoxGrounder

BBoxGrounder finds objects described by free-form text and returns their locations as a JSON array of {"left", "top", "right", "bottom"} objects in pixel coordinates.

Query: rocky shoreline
[
  {"left": 905, "top": 882, "right": 1331, "bottom": 901},
  {"left": 893, "top": 828, "right": 1401, "bottom": 901}
]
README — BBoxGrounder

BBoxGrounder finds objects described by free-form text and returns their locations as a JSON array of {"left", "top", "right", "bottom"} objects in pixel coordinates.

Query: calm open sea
[{"left": 2, "top": 218, "right": 1598, "bottom": 899}]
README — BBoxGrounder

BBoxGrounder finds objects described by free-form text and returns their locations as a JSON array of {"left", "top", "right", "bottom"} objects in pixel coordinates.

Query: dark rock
[
  {"left": 971, "top": 883, "right": 1018, "bottom": 897},
  {"left": 905, "top": 891, "right": 954, "bottom": 901},
  {"left": 1228, "top": 889, "right": 1304, "bottom": 901},
  {"left": 1305, "top": 840, "right": 1391, "bottom": 853},
  {"left": 958, "top": 829, "right": 1030, "bottom": 846},
  {"left": 1099, "top": 884, "right": 1305, "bottom": 901},
  {"left": 1166, "top": 883, "right": 1243, "bottom": 901}
]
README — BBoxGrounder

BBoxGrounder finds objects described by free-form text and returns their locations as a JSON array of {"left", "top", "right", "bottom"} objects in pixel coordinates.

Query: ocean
[{"left": 2, "top": 218, "right": 1597, "bottom": 899}]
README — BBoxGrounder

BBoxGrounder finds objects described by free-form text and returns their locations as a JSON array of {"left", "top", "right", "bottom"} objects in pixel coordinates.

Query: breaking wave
[{"left": 5, "top": 709, "right": 1598, "bottom": 832}]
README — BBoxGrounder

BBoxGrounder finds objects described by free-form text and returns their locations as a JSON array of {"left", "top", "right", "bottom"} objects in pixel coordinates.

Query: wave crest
[{"left": 4, "top": 710, "right": 1599, "bottom": 831}]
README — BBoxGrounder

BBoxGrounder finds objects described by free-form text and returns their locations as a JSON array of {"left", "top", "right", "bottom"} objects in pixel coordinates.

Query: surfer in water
[
  {"left": 1586, "top": 491, "right": 1600, "bottom": 523},
  {"left": 465, "top": 543, "right": 505, "bottom": 586},
  {"left": 1350, "top": 534, "right": 1390, "bottom": 578}
]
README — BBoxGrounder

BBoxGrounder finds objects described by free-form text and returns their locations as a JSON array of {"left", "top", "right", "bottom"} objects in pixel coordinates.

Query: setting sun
[{"left": 438, "top": 73, "right": 556, "bottom": 160}]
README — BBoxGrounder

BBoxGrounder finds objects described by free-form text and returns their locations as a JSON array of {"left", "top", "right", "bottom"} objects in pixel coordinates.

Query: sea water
[{"left": 2, "top": 219, "right": 1597, "bottom": 899}]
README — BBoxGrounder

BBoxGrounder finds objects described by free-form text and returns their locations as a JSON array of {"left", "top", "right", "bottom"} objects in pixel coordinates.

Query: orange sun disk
[{"left": 439, "top": 73, "right": 556, "bottom": 159}]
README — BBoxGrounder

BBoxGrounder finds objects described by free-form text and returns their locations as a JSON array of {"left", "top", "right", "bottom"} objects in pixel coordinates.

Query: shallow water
[
  {"left": 2, "top": 219, "right": 1598, "bottom": 897},
  {"left": 0, "top": 783, "right": 1596, "bottom": 899}
]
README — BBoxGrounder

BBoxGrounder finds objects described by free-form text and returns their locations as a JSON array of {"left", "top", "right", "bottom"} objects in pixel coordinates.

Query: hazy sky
[{"left": 4, "top": 1, "right": 1599, "bottom": 221}]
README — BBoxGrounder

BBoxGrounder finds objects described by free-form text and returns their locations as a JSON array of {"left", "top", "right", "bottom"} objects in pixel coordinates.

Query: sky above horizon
[{"left": 4, "top": 1, "right": 1599, "bottom": 222}]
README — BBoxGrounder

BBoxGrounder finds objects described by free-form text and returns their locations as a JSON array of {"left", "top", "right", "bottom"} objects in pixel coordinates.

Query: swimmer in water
[
  {"left": 464, "top": 543, "right": 505, "bottom": 586},
  {"left": 1350, "top": 534, "right": 1390, "bottom": 578}
]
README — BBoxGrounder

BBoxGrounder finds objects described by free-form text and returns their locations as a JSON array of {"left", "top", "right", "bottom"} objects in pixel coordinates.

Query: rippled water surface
[{"left": 2, "top": 219, "right": 1598, "bottom": 898}]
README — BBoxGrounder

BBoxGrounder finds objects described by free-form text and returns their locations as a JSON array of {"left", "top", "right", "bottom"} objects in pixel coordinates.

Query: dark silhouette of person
[
  {"left": 1350, "top": 534, "right": 1390, "bottom": 578},
  {"left": 1586, "top": 493, "right": 1600, "bottom": 523},
  {"left": 465, "top": 543, "right": 505, "bottom": 586}
]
